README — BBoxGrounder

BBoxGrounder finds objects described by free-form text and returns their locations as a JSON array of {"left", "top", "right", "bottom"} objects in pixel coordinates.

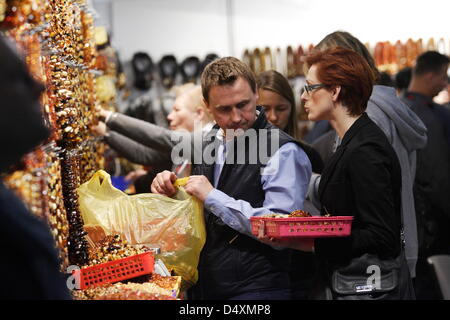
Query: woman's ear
[
  {"left": 331, "top": 85, "right": 341, "bottom": 102},
  {"left": 196, "top": 106, "right": 205, "bottom": 120}
]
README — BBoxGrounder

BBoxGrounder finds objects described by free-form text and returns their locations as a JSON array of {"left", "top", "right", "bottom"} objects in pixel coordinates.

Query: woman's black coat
[{"left": 315, "top": 113, "right": 402, "bottom": 271}]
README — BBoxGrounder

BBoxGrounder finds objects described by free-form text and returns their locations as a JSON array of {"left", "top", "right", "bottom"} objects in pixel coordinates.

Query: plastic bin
[
  {"left": 250, "top": 216, "right": 353, "bottom": 238},
  {"left": 74, "top": 252, "right": 154, "bottom": 290}
]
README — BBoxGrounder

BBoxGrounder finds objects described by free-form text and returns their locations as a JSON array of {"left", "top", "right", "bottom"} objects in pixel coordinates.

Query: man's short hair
[
  {"left": 395, "top": 67, "right": 412, "bottom": 91},
  {"left": 414, "top": 51, "right": 449, "bottom": 76},
  {"left": 201, "top": 57, "right": 256, "bottom": 102}
]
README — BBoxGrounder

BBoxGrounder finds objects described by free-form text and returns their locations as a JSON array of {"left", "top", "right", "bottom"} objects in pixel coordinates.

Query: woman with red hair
[
  {"left": 261, "top": 47, "right": 414, "bottom": 299},
  {"left": 304, "top": 47, "right": 414, "bottom": 299}
]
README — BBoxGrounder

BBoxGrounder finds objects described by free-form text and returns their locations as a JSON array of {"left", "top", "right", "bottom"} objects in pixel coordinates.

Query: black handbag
[{"left": 329, "top": 251, "right": 415, "bottom": 300}]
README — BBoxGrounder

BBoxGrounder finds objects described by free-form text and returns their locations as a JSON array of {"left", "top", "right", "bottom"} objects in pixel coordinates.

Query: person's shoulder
[
  {"left": 278, "top": 141, "right": 304, "bottom": 153},
  {"left": 401, "top": 92, "right": 428, "bottom": 108},
  {"left": 347, "top": 119, "right": 391, "bottom": 152},
  {"left": 368, "top": 86, "right": 409, "bottom": 118},
  {"left": 276, "top": 142, "right": 312, "bottom": 170},
  {"left": 346, "top": 140, "right": 393, "bottom": 171},
  {"left": 369, "top": 85, "right": 397, "bottom": 106}
]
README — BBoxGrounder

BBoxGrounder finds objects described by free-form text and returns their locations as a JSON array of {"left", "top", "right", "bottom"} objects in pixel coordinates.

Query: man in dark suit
[{"left": 402, "top": 51, "right": 450, "bottom": 300}]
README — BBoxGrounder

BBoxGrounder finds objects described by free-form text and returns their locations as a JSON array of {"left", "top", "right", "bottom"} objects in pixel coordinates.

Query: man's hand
[
  {"left": 151, "top": 170, "right": 177, "bottom": 197},
  {"left": 92, "top": 121, "right": 107, "bottom": 136},
  {"left": 184, "top": 175, "right": 214, "bottom": 202}
]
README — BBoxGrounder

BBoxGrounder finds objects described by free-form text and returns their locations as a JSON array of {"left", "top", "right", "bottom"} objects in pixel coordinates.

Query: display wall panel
[
  {"left": 102, "top": 0, "right": 450, "bottom": 61},
  {"left": 111, "top": 0, "right": 229, "bottom": 61}
]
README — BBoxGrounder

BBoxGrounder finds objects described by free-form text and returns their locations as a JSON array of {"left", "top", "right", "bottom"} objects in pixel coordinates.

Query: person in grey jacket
[
  {"left": 308, "top": 31, "right": 428, "bottom": 278},
  {"left": 93, "top": 85, "right": 214, "bottom": 175}
]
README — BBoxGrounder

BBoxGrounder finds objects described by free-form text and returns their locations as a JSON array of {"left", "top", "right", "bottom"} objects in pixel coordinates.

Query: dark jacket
[
  {"left": 105, "top": 113, "right": 174, "bottom": 166},
  {"left": 315, "top": 113, "right": 402, "bottom": 273},
  {"left": 0, "top": 183, "right": 72, "bottom": 299},
  {"left": 189, "top": 109, "right": 314, "bottom": 299}
]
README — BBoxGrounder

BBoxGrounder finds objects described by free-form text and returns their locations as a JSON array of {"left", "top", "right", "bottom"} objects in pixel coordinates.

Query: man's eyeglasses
[{"left": 303, "top": 83, "right": 328, "bottom": 94}]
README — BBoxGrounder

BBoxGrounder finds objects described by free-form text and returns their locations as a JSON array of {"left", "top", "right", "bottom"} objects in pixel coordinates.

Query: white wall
[
  {"left": 95, "top": 0, "right": 450, "bottom": 62},
  {"left": 108, "top": 0, "right": 229, "bottom": 62}
]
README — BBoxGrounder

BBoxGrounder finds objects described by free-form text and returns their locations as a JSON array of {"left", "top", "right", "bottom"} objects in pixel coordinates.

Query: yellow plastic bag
[{"left": 77, "top": 170, "right": 206, "bottom": 288}]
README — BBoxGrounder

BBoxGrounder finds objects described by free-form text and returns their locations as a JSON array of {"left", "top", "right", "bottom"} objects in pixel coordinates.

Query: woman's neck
[{"left": 329, "top": 105, "right": 362, "bottom": 139}]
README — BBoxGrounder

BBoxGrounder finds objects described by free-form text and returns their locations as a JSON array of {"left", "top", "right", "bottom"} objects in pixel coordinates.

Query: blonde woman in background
[
  {"left": 168, "top": 83, "right": 214, "bottom": 132},
  {"left": 93, "top": 84, "right": 215, "bottom": 189}
]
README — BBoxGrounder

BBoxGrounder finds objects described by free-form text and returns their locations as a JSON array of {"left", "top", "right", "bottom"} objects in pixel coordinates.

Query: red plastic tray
[
  {"left": 250, "top": 216, "right": 353, "bottom": 238},
  {"left": 74, "top": 252, "right": 154, "bottom": 290}
]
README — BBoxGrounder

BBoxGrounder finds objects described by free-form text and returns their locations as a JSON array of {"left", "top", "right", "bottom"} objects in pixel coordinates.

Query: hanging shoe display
[
  {"left": 395, "top": 40, "right": 407, "bottom": 70},
  {"left": 251, "top": 47, "right": 262, "bottom": 75},
  {"left": 416, "top": 38, "right": 423, "bottom": 56},
  {"left": 295, "top": 45, "right": 305, "bottom": 77},
  {"left": 180, "top": 56, "right": 201, "bottom": 84},
  {"left": 131, "top": 52, "right": 154, "bottom": 90},
  {"left": 274, "top": 47, "right": 286, "bottom": 76},
  {"left": 286, "top": 45, "right": 295, "bottom": 79},
  {"left": 426, "top": 37, "right": 436, "bottom": 51},
  {"left": 263, "top": 46, "right": 273, "bottom": 71},
  {"left": 437, "top": 38, "right": 446, "bottom": 54},
  {"left": 158, "top": 54, "right": 178, "bottom": 89},
  {"left": 374, "top": 42, "right": 384, "bottom": 68}
]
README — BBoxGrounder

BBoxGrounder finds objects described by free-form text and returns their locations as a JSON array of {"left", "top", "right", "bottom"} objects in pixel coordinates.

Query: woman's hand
[
  {"left": 92, "top": 121, "right": 107, "bottom": 136},
  {"left": 96, "top": 106, "right": 113, "bottom": 122}
]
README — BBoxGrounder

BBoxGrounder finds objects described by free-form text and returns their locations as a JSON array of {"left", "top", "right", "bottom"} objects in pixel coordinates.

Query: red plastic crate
[
  {"left": 250, "top": 216, "right": 353, "bottom": 238},
  {"left": 74, "top": 252, "right": 154, "bottom": 290}
]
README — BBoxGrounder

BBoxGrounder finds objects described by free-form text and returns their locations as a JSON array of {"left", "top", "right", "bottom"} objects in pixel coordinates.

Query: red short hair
[{"left": 305, "top": 47, "right": 376, "bottom": 116}]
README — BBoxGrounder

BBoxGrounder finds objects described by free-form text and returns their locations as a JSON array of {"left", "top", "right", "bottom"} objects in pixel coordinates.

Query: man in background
[{"left": 402, "top": 51, "right": 450, "bottom": 299}]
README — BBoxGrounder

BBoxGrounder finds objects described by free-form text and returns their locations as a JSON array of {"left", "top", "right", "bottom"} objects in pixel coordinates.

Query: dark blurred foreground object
[
  {"left": 395, "top": 67, "right": 412, "bottom": 94},
  {"left": 378, "top": 71, "right": 394, "bottom": 87},
  {"left": 427, "top": 255, "right": 450, "bottom": 300},
  {"left": 0, "top": 35, "right": 71, "bottom": 299},
  {"left": 427, "top": 254, "right": 450, "bottom": 300},
  {"left": 0, "top": 183, "right": 71, "bottom": 299}
]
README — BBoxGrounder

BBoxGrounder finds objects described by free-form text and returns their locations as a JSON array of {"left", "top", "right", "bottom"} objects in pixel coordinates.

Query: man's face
[
  {"left": 429, "top": 64, "right": 449, "bottom": 97},
  {"left": 204, "top": 77, "right": 258, "bottom": 133}
]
